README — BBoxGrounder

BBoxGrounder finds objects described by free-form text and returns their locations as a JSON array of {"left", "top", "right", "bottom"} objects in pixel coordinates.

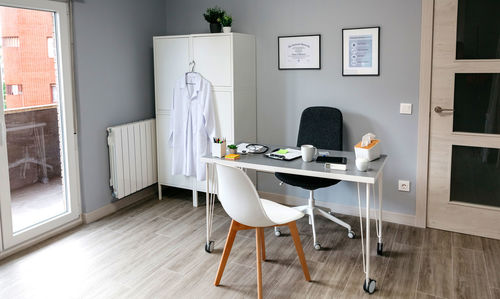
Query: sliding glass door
[{"left": 0, "top": 0, "right": 80, "bottom": 250}]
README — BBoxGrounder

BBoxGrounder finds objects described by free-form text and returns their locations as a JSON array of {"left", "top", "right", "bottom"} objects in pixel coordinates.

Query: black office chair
[{"left": 274, "top": 107, "right": 354, "bottom": 250}]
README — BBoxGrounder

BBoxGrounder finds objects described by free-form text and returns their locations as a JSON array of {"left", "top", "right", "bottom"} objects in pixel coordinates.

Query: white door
[
  {"left": 192, "top": 35, "right": 232, "bottom": 87},
  {"left": 0, "top": 0, "right": 80, "bottom": 249},
  {"left": 427, "top": 0, "right": 500, "bottom": 239},
  {"left": 154, "top": 36, "right": 190, "bottom": 112}
]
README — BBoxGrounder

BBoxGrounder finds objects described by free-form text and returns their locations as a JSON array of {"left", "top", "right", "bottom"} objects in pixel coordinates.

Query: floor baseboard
[
  {"left": 82, "top": 185, "right": 157, "bottom": 224},
  {"left": 258, "top": 191, "right": 416, "bottom": 227}
]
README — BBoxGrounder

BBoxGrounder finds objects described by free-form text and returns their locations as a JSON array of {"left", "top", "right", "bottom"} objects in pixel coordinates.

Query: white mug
[
  {"left": 355, "top": 158, "right": 369, "bottom": 172},
  {"left": 301, "top": 145, "right": 317, "bottom": 162}
]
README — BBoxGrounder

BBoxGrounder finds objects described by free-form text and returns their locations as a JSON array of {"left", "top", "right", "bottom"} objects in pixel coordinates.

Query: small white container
[
  {"left": 212, "top": 141, "right": 226, "bottom": 158},
  {"left": 355, "top": 158, "right": 369, "bottom": 172},
  {"left": 223, "top": 27, "right": 232, "bottom": 33},
  {"left": 354, "top": 139, "right": 380, "bottom": 162}
]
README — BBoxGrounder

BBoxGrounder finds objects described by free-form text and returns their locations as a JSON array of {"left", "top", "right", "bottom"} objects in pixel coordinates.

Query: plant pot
[
  {"left": 209, "top": 23, "right": 222, "bottom": 33},
  {"left": 228, "top": 148, "right": 237, "bottom": 155},
  {"left": 222, "top": 26, "right": 232, "bottom": 33}
]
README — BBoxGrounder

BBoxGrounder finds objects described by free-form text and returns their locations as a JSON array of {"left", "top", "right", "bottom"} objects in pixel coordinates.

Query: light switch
[{"left": 400, "top": 103, "right": 412, "bottom": 115}]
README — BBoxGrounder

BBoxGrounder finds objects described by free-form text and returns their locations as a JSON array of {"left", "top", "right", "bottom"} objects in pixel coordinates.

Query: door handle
[
  {"left": 434, "top": 106, "right": 454, "bottom": 113},
  {"left": 0, "top": 117, "right": 4, "bottom": 147}
]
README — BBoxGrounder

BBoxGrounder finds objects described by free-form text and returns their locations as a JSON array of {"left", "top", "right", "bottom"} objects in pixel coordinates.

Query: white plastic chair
[{"left": 214, "top": 164, "right": 311, "bottom": 299}]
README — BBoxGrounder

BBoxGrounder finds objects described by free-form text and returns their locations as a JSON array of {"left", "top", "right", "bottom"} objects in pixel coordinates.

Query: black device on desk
[{"left": 316, "top": 156, "right": 347, "bottom": 170}]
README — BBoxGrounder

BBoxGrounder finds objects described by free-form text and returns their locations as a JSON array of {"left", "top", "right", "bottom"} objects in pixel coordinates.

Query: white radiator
[{"left": 107, "top": 119, "right": 157, "bottom": 199}]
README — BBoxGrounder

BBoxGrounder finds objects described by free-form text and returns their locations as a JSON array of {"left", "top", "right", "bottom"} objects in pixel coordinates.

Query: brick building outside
[{"left": 1, "top": 7, "right": 57, "bottom": 109}]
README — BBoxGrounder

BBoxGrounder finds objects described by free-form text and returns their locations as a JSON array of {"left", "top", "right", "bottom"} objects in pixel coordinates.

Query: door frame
[
  {"left": 0, "top": 0, "right": 81, "bottom": 249},
  {"left": 415, "top": 0, "right": 435, "bottom": 228}
]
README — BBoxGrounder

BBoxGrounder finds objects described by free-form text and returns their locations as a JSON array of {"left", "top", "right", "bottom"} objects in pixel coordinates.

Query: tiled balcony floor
[{"left": 10, "top": 177, "right": 66, "bottom": 232}]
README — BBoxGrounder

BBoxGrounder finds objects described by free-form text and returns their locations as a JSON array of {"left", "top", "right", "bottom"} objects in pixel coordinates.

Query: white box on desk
[
  {"left": 354, "top": 139, "right": 381, "bottom": 162},
  {"left": 212, "top": 141, "right": 226, "bottom": 158}
]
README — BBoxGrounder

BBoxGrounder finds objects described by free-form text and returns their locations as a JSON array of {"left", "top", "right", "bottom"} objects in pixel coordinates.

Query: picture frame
[
  {"left": 278, "top": 34, "right": 321, "bottom": 70},
  {"left": 342, "top": 27, "right": 380, "bottom": 76}
]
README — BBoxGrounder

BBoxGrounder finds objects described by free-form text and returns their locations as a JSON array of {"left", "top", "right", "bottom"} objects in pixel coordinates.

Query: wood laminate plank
[
  {"left": 452, "top": 247, "right": 490, "bottom": 299},
  {"left": 377, "top": 242, "right": 421, "bottom": 299},
  {"left": 482, "top": 238, "right": 500, "bottom": 289},
  {"left": 452, "top": 232, "right": 483, "bottom": 251},
  {"left": 414, "top": 292, "right": 441, "bottom": 299},
  {"left": 490, "top": 288, "right": 500, "bottom": 299},
  {"left": 417, "top": 228, "right": 452, "bottom": 298}
]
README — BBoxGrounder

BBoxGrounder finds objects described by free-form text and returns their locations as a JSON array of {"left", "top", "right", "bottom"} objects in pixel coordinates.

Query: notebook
[{"left": 265, "top": 148, "right": 302, "bottom": 161}]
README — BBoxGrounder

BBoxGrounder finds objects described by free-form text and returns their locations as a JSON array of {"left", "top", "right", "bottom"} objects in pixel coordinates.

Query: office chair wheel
[
  {"left": 314, "top": 242, "right": 321, "bottom": 250},
  {"left": 204, "top": 241, "right": 214, "bottom": 253},
  {"left": 348, "top": 230, "right": 356, "bottom": 239},
  {"left": 363, "top": 278, "right": 376, "bottom": 294},
  {"left": 274, "top": 228, "right": 282, "bottom": 237}
]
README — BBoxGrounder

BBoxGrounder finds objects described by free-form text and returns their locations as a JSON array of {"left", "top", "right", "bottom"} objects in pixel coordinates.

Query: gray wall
[
  {"left": 165, "top": 0, "right": 421, "bottom": 215},
  {"left": 73, "top": 0, "right": 165, "bottom": 213}
]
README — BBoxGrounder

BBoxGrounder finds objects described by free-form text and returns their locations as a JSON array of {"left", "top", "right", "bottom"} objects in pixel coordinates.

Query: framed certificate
[
  {"left": 342, "top": 27, "right": 380, "bottom": 76},
  {"left": 278, "top": 34, "right": 321, "bottom": 70}
]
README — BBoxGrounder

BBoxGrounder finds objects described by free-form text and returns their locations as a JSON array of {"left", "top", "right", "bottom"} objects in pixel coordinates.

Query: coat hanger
[{"left": 185, "top": 61, "right": 197, "bottom": 85}]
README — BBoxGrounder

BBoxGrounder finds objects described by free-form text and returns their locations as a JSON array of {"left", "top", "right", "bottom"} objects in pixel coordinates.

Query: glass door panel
[
  {"left": 0, "top": 0, "right": 80, "bottom": 250},
  {"left": 453, "top": 73, "right": 500, "bottom": 134},
  {"left": 450, "top": 145, "right": 500, "bottom": 207},
  {"left": 456, "top": 0, "right": 500, "bottom": 60}
]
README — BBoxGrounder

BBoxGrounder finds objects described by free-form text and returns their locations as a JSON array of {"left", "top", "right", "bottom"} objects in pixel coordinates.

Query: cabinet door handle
[{"left": 434, "top": 106, "right": 454, "bottom": 113}]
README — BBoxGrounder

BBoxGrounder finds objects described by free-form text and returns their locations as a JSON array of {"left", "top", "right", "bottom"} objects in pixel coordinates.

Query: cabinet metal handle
[{"left": 434, "top": 106, "right": 454, "bottom": 113}]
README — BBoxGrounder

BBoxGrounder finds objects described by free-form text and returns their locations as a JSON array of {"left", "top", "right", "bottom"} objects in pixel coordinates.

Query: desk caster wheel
[
  {"left": 205, "top": 241, "right": 214, "bottom": 253},
  {"left": 377, "top": 242, "right": 383, "bottom": 256},
  {"left": 348, "top": 230, "right": 356, "bottom": 239},
  {"left": 274, "top": 228, "right": 281, "bottom": 237},
  {"left": 363, "top": 279, "right": 376, "bottom": 294},
  {"left": 314, "top": 242, "right": 321, "bottom": 250}
]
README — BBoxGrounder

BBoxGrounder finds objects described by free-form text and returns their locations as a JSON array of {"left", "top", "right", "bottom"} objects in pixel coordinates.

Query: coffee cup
[
  {"left": 301, "top": 145, "right": 317, "bottom": 162},
  {"left": 355, "top": 158, "right": 369, "bottom": 172}
]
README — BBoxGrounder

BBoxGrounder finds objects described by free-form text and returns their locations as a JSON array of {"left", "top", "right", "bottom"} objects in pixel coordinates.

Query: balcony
[{"left": 5, "top": 105, "right": 66, "bottom": 232}]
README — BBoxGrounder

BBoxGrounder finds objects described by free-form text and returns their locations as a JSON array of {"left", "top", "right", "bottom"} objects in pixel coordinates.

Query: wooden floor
[{"left": 0, "top": 188, "right": 499, "bottom": 299}]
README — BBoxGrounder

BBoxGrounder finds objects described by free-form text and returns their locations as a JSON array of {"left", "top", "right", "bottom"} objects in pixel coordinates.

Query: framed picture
[
  {"left": 278, "top": 34, "right": 321, "bottom": 70},
  {"left": 342, "top": 27, "right": 380, "bottom": 76}
]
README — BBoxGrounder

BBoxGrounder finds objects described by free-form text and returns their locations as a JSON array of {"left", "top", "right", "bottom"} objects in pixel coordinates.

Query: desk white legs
[
  {"left": 357, "top": 180, "right": 382, "bottom": 295},
  {"left": 205, "top": 163, "right": 215, "bottom": 253},
  {"left": 377, "top": 173, "right": 383, "bottom": 255}
]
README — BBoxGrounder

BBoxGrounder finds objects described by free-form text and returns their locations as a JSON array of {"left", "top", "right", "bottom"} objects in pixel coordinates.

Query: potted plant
[
  {"left": 221, "top": 15, "right": 232, "bottom": 33},
  {"left": 203, "top": 6, "right": 225, "bottom": 33},
  {"left": 228, "top": 144, "right": 237, "bottom": 154}
]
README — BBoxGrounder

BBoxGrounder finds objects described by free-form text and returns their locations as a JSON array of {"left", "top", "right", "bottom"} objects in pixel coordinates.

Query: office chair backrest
[
  {"left": 296, "top": 106, "right": 343, "bottom": 151},
  {"left": 215, "top": 164, "right": 276, "bottom": 227}
]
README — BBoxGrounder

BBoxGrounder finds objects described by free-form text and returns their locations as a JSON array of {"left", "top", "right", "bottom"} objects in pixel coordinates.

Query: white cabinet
[{"left": 154, "top": 33, "right": 257, "bottom": 205}]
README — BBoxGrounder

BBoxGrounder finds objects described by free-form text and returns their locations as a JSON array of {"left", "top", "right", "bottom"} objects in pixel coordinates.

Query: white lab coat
[{"left": 169, "top": 73, "right": 216, "bottom": 181}]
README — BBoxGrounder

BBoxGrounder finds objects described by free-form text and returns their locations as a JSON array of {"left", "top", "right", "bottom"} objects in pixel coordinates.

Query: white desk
[{"left": 201, "top": 147, "right": 387, "bottom": 294}]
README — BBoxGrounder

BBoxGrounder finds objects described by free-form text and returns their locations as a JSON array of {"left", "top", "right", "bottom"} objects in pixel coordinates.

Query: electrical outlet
[
  {"left": 400, "top": 103, "right": 412, "bottom": 115},
  {"left": 398, "top": 180, "right": 410, "bottom": 192}
]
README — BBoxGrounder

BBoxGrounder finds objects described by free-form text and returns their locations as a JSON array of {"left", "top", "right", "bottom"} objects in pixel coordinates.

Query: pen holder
[{"left": 212, "top": 141, "right": 227, "bottom": 158}]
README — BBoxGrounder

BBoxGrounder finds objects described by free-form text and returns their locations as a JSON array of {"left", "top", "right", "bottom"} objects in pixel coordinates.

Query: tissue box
[
  {"left": 212, "top": 141, "right": 227, "bottom": 158},
  {"left": 354, "top": 139, "right": 380, "bottom": 161}
]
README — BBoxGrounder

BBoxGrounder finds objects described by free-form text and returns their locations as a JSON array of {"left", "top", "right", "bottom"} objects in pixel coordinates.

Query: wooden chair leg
[
  {"left": 258, "top": 227, "right": 266, "bottom": 261},
  {"left": 256, "top": 228, "right": 263, "bottom": 299},
  {"left": 288, "top": 221, "right": 311, "bottom": 281},
  {"left": 214, "top": 220, "right": 238, "bottom": 286}
]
